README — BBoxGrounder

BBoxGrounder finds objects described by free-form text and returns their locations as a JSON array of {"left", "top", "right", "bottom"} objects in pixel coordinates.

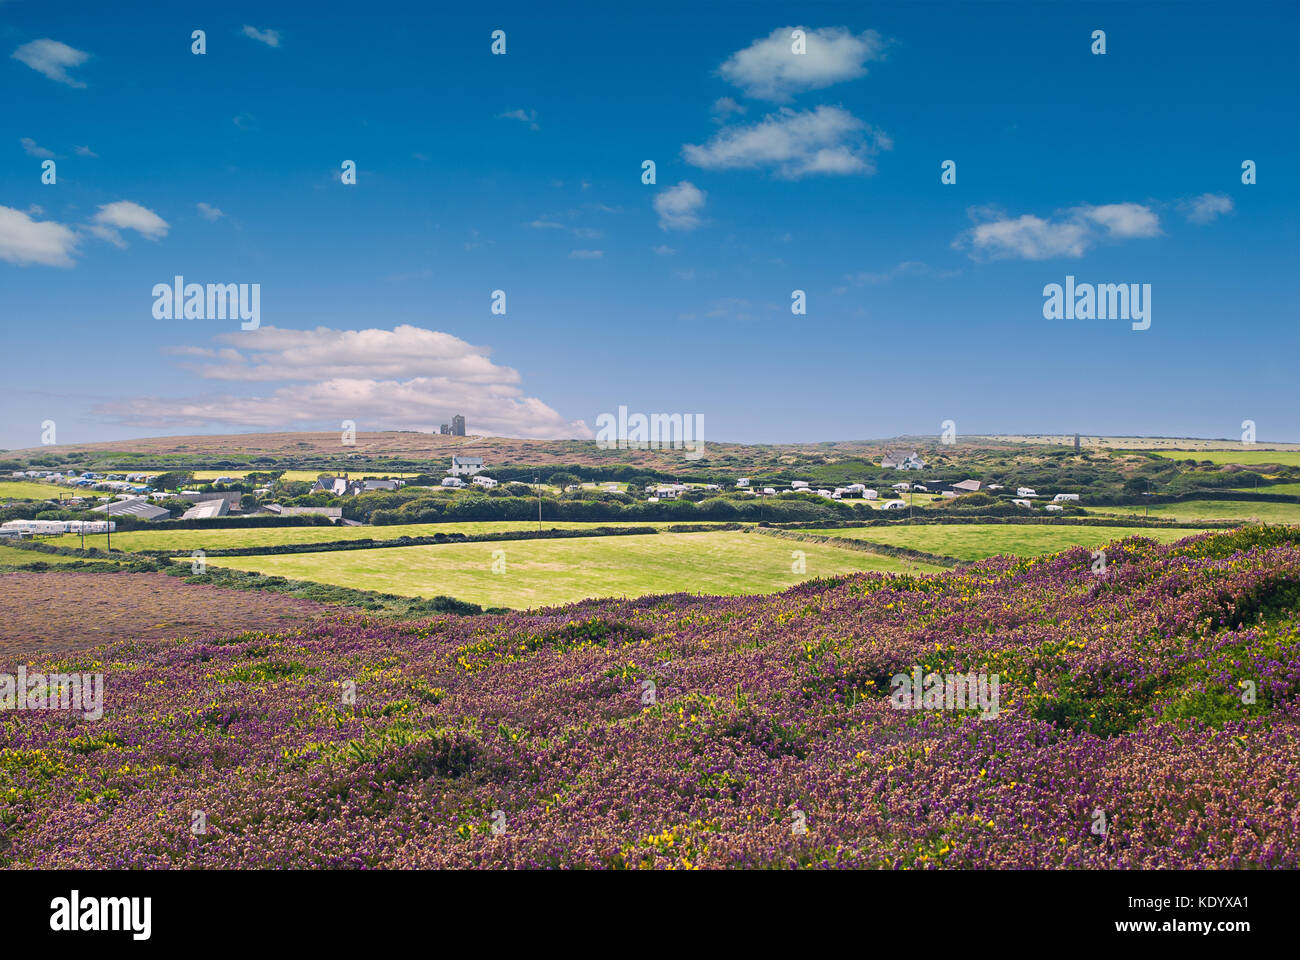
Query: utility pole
[{"left": 535, "top": 475, "right": 542, "bottom": 531}]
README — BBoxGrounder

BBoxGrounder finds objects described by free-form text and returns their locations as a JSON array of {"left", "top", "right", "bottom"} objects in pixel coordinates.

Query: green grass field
[
  {"left": 1094, "top": 500, "right": 1300, "bottom": 523},
  {"left": 51, "top": 519, "right": 729, "bottom": 553},
  {"left": 0, "top": 481, "right": 95, "bottom": 501},
  {"left": 793, "top": 523, "right": 1208, "bottom": 562},
  {"left": 187, "top": 469, "right": 422, "bottom": 482},
  {"left": 0, "top": 544, "right": 85, "bottom": 565},
  {"left": 1148, "top": 450, "right": 1300, "bottom": 467},
  {"left": 201, "top": 531, "right": 943, "bottom": 609},
  {"left": 1230, "top": 483, "right": 1300, "bottom": 496}
]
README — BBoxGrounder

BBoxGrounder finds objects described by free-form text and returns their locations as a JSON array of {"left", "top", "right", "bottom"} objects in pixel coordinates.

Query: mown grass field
[
  {"left": 51, "top": 519, "right": 730, "bottom": 553},
  {"left": 1232, "top": 482, "right": 1300, "bottom": 496},
  {"left": 793, "top": 522, "right": 1208, "bottom": 562},
  {"left": 1147, "top": 449, "right": 1300, "bottom": 466},
  {"left": 1094, "top": 500, "right": 1300, "bottom": 523},
  {"left": 201, "top": 530, "right": 943, "bottom": 609},
  {"left": 0, "top": 481, "right": 91, "bottom": 500}
]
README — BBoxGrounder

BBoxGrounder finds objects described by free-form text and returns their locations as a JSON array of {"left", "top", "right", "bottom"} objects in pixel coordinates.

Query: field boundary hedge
[
  {"left": 764, "top": 515, "right": 1236, "bottom": 532},
  {"left": 750, "top": 527, "right": 961, "bottom": 567}
]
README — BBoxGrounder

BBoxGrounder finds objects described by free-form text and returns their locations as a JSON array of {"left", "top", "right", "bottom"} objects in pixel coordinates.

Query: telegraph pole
[{"left": 535, "top": 475, "right": 542, "bottom": 531}]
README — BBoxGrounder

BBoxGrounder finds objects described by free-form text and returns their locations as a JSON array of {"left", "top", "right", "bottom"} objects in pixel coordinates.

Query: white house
[
  {"left": 441, "top": 477, "right": 466, "bottom": 488},
  {"left": 1017, "top": 487, "right": 1038, "bottom": 498},
  {"left": 1052, "top": 493, "right": 1080, "bottom": 502},
  {"left": 882, "top": 450, "right": 926, "bottom": 470},
  {"left": 450, "top": 456, "right": 484, "bottom": 477}
]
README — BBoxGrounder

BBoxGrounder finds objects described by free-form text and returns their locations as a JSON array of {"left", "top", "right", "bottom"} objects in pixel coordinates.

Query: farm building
[
  {"left": 450, "top": 456, "right": 484, "bottom": 477},
  {"left": 263, "top": 505, "right": 344, "bottom": 520},
  {"left": 181, "top": 499, "right": 229, "bottom": 520},
  {"left": 92, "top": 498, "right": 170, "bottom": 522}
]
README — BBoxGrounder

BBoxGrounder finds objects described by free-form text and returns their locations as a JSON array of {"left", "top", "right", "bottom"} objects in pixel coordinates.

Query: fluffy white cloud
[
  {"left": 97, "top": 325, "right": 591, "bottom": 439},
  {"left": 89, "top": 201, "right": 169, "bottom": 246},
  {"left": 241, "top": 25, "right": 280, "bottom": 47},
  {"left": 719, "top": 26, "right": 887, "bottom": 101},
  {"left": 956, "top": 203, "right": 1160, "bottom": 261},
  {"left": 0, "top": 205, "right": 79, "bottom": 266},
  {"left": 1182, "top": 193, "right": 1234, "bottom": 224},
  {"left": 1076, "top": 202, "right": 1161, "bottom": 238},
  {"left": 683, "top": 105, "right": 890, "bottom": 179},
  {"left": 11, "top": 38, "right": 89, "bottom": 87},
  {"left": 654, "top": 181, "right": 706, "bottom": 231}
]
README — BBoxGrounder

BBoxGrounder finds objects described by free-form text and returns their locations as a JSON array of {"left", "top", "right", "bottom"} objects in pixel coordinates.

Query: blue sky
[{"left": 2, "top": 0, "right": 1297, "bottom": 450}]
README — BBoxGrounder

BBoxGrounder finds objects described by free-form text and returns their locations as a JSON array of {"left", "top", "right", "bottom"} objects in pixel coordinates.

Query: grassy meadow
[
  {"left": 1147, "top": 449, "right": 1300, "bottom": 467},
  {"left": 1095, "top": 501, "right": 1300, "bottom": 523},
  {"left": 51, "top": 519, "right": 729, "bottom": 553},
  {"left": 793, "top": 522, "right": 1208, "bottom": 562},
  {"left": 200, "top": 530, "right": 943, "bottom": 609}
]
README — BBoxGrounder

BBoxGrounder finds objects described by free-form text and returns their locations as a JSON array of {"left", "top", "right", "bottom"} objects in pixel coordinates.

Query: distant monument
[
  {"left": 451, "top": 414, "right": 466, "bottom": 436},
  {"left": 1074, "top": 433, "right": 1081, "bottom": 453}
]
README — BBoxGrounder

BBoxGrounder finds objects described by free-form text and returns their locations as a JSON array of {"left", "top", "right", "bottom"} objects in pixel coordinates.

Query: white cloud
[
  {"left": 955, "top": 203, "right": 1161, "bottom": 261},
  {"left": 711, "top": 97, "right": 746, "bottom": 122},
  {"left": 74, "top": 145, "right": 98, "bottom": 157},
  {"left": 652, "top": 244, "right": 676, "bottom": 256},
  {"left": 96, "top": 325, "right": 591, "bottom": 439},
  {"left": 88, "top": 201, "right": 169, "bottom": 247},
  {"left": 719, "top": 26, "right": 888, "bottom": 101},
  {"left": 19, "top": 137, "right": 57, "bottom": 158},
  {"left": 11, "top": 38, "right": 89, "bottom": 87},
  {"left": 568, "top": 249, "right": 603, "bottom": 259},
  {"left": 0, "top": 205, "right": 79, "bottom": 266},
  {"left": 241, "top": 25, "right": 280, "bottom": 47},
  {"left": 497, "top": 108, "right": 540, "bottom": 131},
  {"left": 196, "top": 202, "right": 224, "bottom": 221},
  {"left": 1075, "top": 202, "right": 1161, "bottom": 238},
  {"left": 654, "top": 181, "right": 706, "bottom": 231},
  {"left": 683, "top": 105, "right": 890, "bottom": 179},
  {"left": 1182, "top": 193, "right": 1234, "bottom": 224}
]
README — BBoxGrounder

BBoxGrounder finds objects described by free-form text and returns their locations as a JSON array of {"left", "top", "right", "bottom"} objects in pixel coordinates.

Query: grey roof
[
  {"left": 181, "top": 499, "right": 229, "bottom": 520},
  {"left": 92, "top": 498, "right": 171, "bottom": 521}
]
